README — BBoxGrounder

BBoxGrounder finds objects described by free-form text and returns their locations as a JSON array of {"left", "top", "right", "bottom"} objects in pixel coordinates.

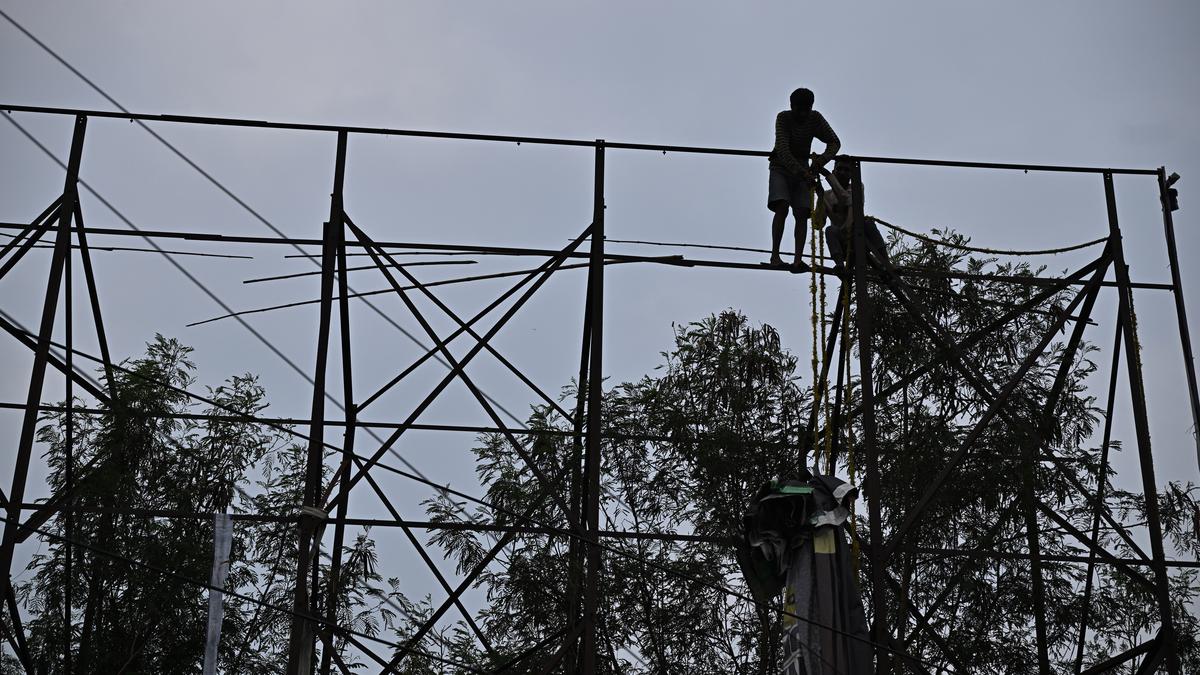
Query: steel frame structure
[{"left": 0, "top": 103, "right": 1197, "bottom": 674}]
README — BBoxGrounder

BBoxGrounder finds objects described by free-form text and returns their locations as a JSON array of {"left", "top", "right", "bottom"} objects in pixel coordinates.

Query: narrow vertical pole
[
  {"left": 1156, "top": 168, "right": 1200, "bottom": 471},
  {"left": 74, "top": 203, "right": 118, "bottom": 398},
  {"left": 564, "top": 289, "right": 591, "bottom": 674},
  {"left": 1074, "top": 312, "right": 1123, "bottom": 672},
  {"left": 287, "top": 130, "right": 346, "bottom": 675},
  {"left": 0, "top": 115, "right": 86, "bottom": 611},
  {"left": 1022, "top": 435, "right": 1051, "bottom": 674},
  {"left": 850, "top": 160, "right": 889, "bottom": 675},
  {"left": 318, "top": 208, "right": 355, "bottom": 675},
  {"left": 580, "top": 140, "right": 605, "bottom": 675},
  {"left": 1103, "top": 172, "right": 1180, "bottom": 674},
  {"left": 63, "top": 203, "right": 75, "bottom": 674}
]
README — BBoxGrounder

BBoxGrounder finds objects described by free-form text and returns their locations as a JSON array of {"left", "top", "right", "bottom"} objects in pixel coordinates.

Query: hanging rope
[
  {"left": 874, "top": 217, "right": 1108, "bottom": 256},
  {"left": 816, "top": 182, "right": 825, "bottom": 456},
  {"left": 818, "top": 227, "right": 831, "bottom": 468}
]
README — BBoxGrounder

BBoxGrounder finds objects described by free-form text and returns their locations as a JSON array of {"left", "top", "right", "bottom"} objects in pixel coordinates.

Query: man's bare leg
[
  {"left": 791, "top": 209, "right": 809, "bottom": 272},
  {"left": 770, "top": 205, "right": 788, "bottom": 266}
]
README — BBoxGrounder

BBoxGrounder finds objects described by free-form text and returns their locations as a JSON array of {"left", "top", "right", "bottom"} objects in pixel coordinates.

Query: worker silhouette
[
  {"left": 768, "top": 88, "right": 841, "bottom": 271},
  {"left": 822, "top": 157, "right": 891, "bottom": 273}
]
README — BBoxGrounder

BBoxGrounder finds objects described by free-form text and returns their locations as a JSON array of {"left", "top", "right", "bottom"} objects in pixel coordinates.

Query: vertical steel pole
[
  {"left": 1073, "top": 312, "right": 1123, "bottom": 672},
  {"left": 1022, "top": 432, "right": 1051, "bottom": 675},
  {"left": 1103, "top": 172, "right": 1180, "bottom": 674},
  {"left": 580, "top": 140, "right": 605, "bottom": 675},
  {"left": 318, "top": 206, "right": 355, "bottom": 675},
  {"left": 564, "top": 288, "right": 592, "bottom": 674},
  {"left": 1156, "top": 168, "right": 1200, "bottom": 471},
  {"left": 74, "top": 203, "right": 118, "bottom": 398},
  {"left": 63, "top": 202, "right": 75, "bottom": 674},
  {"left": 0, "top": 115, "right": 86, "bottom": 603},
  {"left": 850, "top": 160, "right": 889, "bottom": 675},
  {"left": 287, "top": 130, "right": 346, "bottom": 675}
]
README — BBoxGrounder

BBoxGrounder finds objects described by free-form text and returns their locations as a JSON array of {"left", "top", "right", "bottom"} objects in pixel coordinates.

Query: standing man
[{"left": 769, "top": 88, "right": 841, "bottom": 270}]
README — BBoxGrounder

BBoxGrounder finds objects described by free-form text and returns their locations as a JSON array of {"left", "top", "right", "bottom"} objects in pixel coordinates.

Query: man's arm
[
  {"left": 819, "top": 168, "right": 850, "bottom": 201},
  {"left": 811, "top": 112, "right": 841, "bottom": 169},
  {"left": 774, "top": 111, "right": 806, "bottom": 176}
]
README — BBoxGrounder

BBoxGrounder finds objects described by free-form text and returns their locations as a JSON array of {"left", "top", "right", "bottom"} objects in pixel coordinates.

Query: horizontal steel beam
[
  {"left": 0, "top": 103, "right": 1162, "bottom": 173},
  {"left": 0, "top": 222, "right": 1175, "bottom": 290}
]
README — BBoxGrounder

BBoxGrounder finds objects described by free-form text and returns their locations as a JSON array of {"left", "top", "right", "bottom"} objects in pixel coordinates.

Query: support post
[
  {"left": 1074, "top": 311, "right": 1123, "bottom": 672},
  {"left": 1103, "top": 172, "right": 1180, "bottom": 674},
  {"left": 0, "top": 119, "right": 86, "bottom": 668},
  {"left": 63, "top": 199, "right": 75, "bottom": 674},
  {"left": 580, "top": 140, "right": 605, "bottom": 675},
  {"left": 563, "top": 288, "right": 592, "bottom": 673},
  {"left": 1156, "top": 168, "right": 1200, "bottom": 471},
  {"left": 318, "top": 205, "right": 354, "bottom": 675},
  {"left": 286, "top": 130, "right": 346, "bottom": 675},
  {"left": 850, "top": 160, "right": 889, "bottom": 674}
]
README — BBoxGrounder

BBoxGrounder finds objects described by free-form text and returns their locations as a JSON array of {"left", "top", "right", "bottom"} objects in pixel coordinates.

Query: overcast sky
[{"left": 1, "top": 0, "right": 1197, "bottom": 662}]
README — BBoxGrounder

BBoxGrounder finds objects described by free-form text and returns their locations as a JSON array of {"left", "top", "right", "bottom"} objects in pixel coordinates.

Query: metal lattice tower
[{"left": 0, "top": 104, "right": 1197, "bottom": 674}]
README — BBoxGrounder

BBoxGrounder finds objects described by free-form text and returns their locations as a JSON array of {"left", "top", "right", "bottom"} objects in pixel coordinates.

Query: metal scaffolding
[{"left": 0, "top": 103, "right": 1197, "bottom": 674}]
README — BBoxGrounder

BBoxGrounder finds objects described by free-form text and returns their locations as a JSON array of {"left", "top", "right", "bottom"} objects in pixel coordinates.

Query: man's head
[
  {"left": 833, "top": 157, "right": 853, "bottom": 185},
  {"left": 790, "top": 88, "right": 814, "bottom": 116}
]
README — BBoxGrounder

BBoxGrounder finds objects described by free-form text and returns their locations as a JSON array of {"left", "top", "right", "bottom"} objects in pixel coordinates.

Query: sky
[{"left": 1, "top": 0, "right": 1198, "bottom": 664}]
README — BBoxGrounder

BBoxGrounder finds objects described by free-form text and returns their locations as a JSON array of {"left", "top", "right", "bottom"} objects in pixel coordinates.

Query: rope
[
  {"left": 874, "top": 217, "right": 1107, "bottom": 256},
  {"left": 818, "top": 225, "right": 831, "bottom": 470},
  {"left": 809, "top": 185, "right": 821, "bottom": 456}
]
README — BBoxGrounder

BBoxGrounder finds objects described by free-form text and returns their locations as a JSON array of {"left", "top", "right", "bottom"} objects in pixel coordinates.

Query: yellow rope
[
  {"left": 819, "top": 226, "right": 831, "bottom": 467},
  {"left": 809, "top": 185, "right": 821, "bottom": 458}
]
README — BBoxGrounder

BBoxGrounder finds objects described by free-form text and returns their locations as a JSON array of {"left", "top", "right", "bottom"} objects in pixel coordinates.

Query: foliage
[
  {"left": 4, "top": 226, "right": 1198, "bottom": 673},
  {"left": 423, "top": 232, "right": 1200, "bottom": 674},
  {"left": 5, "top": 335, "right": 403, "bottom": 674}
]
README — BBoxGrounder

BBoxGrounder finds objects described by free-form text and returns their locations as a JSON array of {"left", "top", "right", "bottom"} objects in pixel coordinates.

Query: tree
[
  {"left": 7, "top": 335, "right": 405, "bottom": 673},
  {"left": 425, "top": 232, "right": 1199, "bottom": 673},
  {"left": 6, "top": 229, "right": 1196, "bottom": 673}
]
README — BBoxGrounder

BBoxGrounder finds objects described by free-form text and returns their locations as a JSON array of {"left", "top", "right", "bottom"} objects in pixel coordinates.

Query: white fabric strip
[{"left": 202, "top": 513, "right": 234, "bottom": 675}]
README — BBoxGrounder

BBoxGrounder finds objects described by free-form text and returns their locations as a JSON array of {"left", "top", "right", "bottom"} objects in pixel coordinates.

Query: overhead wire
[
  {"left": 284, "top": 250, "right": 477, "bottom": 258},
  {"left": 873, "top": 217, "right": 1108, "bottom": 256},
  {"left": 189, "top": 258, "right": 639, "bottom": 328},
  {"left": 241, "top": 258, "right": 476, "bottom": 285},
  {"left": 0, "top": 9, "right": 544, "bottom": 523},
  {"left": 5, "top": 239, "right": 255, "bottom": 260}
]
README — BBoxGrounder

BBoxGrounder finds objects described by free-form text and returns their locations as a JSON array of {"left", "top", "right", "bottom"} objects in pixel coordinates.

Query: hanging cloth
[
  {"left": 783, "top": 475, "right": 871, "bottom": 675},
  {"left": 737, "top": 475, "right": 872, "bottom": 675},
  {"left": 202, "top": 513, "right": 234, "bottom": 675}
]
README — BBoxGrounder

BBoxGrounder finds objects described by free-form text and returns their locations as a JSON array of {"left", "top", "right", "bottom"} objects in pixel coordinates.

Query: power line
[
  {"left": 874, "top": 217, "right": 1108, "bottom": 256},
  {"left": 242, "top": 259, "right": 476, "bottom": 285}
]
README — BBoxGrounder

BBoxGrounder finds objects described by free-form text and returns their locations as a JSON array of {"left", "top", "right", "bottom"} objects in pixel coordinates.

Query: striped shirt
[{"left": 769, "top": 110, "right": 840, "bottom": 177}]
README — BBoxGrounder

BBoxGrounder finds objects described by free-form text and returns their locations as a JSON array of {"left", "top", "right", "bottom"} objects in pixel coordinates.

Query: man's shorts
[{"left": 767, "top": 168, "right": 812, "bottom": 217}]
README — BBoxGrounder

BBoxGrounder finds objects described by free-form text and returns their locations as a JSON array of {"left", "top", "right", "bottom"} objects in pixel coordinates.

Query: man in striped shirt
[{"left": 768, "top": 88, "right": 841, "bottom": 270}]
